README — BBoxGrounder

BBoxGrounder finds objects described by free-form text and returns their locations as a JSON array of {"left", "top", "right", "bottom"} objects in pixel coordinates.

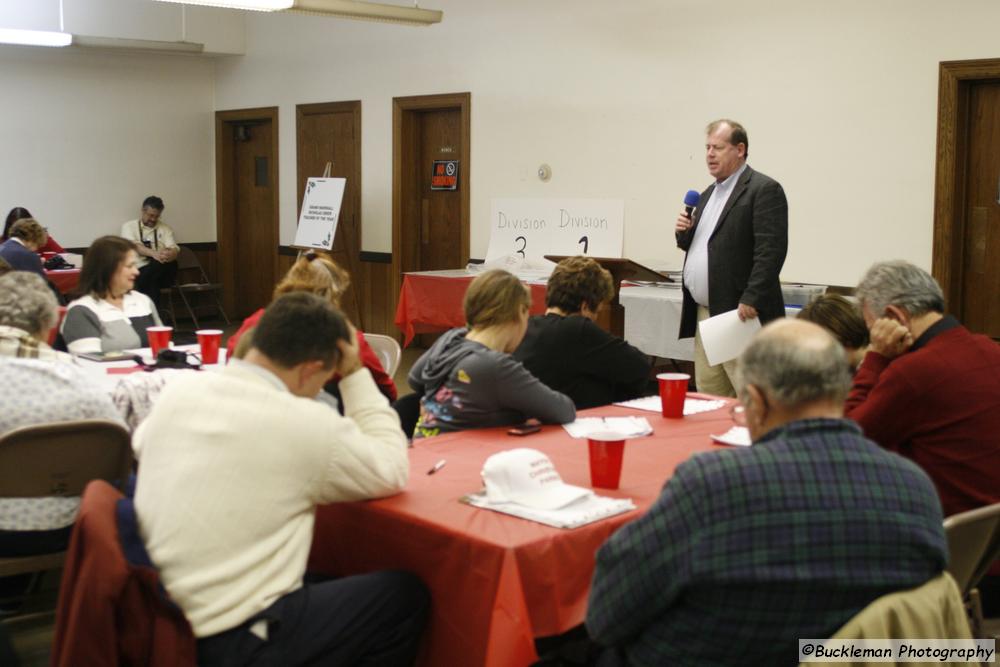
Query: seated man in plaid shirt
[{"left": 586, "top": 319, "right": 948, "bottom": 666}]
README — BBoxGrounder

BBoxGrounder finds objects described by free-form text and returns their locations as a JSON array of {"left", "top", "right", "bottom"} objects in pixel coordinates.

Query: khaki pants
[{"left": 693, "top": 305, "right": 739, "bottom": 397}]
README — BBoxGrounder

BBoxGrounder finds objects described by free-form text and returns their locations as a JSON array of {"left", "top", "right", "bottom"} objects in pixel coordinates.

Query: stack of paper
[
  {"left": 710, "top": 426, "right": 752, "bottom": 447},
  {"left": 561, "top": 416, "right": 653, "bottom": 439},
  {"left": 613, "top": 396, "right": 726, "bottom": 416},
  {"left": 463, "top": 492, "right": 636, "bottom": 529}
]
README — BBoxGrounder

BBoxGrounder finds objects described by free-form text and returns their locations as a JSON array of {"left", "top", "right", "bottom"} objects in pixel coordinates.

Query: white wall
[
  {"left": 0, "top": 0, "right": 244, "bottom": 247},
  {"left": 0, "top": 45, "right": 217, "bottom": 246},
  {"left": 213, "top": 0, "right": 1000, "bottom": 286}
]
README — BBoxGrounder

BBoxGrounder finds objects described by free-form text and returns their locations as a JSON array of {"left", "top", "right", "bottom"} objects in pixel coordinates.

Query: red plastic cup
[
  {"left": 587, "top": 431, "right": 627, "bottom": 490},
  {"left": 146, "top": 326, "right": 173, "bottom": 357},
  {"left": 197, "top": 329, "right": 223, "bottom": 365},
  {"left": 657, "top": 372, "right": 690, "bottom": 418}
]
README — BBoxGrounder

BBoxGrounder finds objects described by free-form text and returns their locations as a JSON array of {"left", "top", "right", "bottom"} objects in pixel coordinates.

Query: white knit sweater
[{"left": 133, "top": 363, "right": 409, "bottom": 637}]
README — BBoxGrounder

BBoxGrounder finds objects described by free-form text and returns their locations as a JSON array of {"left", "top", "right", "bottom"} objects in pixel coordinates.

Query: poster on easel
[
  {"left": 293, "top": 177, "right": 346, "bottom": 250},
  {"left": 486, "top": 198, "right": 624, "bottom": 263}
]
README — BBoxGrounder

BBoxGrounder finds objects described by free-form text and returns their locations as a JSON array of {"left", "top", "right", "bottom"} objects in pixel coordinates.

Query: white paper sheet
[
  {"left": 710, "top": 426, "right": 752, "bottom": 447},
  {"left": 561, "top": 416, "right": 653, "bottom": 439},
  {"left": 698, "top": 309, "right": 761, "bottom": 366},
  {"left": 463, "top": 491, "right": 636, "bottom": 529},
  {"left": 614, "top": 396, "right": 726, "bottom": 416}
]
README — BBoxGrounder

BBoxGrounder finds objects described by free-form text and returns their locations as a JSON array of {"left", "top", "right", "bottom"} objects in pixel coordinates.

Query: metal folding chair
[
  {"left": 161, "top": 247, "right": 229, "bottom": 330},
  {"left": 944, "top": 502, "right": 1000, "bottom": 636}
]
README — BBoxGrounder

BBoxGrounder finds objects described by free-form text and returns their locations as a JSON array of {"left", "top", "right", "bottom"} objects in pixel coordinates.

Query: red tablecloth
[
  {"left": 308, "top": 397, "right": 734, "bottom": 667},
  {"left": 394, "top": 272, "right": 549, "bottom": 347},
  {"left": 45, "top": 268, "right": 81, "bottom": 294}
]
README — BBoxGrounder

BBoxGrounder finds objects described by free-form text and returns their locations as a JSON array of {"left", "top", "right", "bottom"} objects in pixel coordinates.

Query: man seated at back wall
[
  {"left": 121, "top": 195, "right": 178, "bottom": 308},
  {"left": 586, "top": 319, "right": 947, "bottom": 666},
  {"left": 134, "top": 292, "right": 428, "bottom": 666}
]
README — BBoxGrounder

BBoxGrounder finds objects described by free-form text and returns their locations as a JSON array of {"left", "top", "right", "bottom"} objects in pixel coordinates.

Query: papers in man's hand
[
  {"left": 711, "top": 426, "right": 751, "bottom": 447},
  {"left": 562, "top": 416, "right": 653, "bottom": 439},
  {"left": 463, "top": 491, "right": 636, "bottom": 529},
  {"left": 698, "top": 308, "right": 761, "bottom": 366},
  {"left": 614, "top": 396, "right": 726, "bottom": 416}
]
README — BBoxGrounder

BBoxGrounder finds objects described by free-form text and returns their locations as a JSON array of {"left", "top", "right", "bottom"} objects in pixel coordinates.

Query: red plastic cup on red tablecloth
[
  {"left": 657, "top": 372, "right": 690, "bottom": 418},
  {"left": 196, "top": 329, "right": 223, "bottom": 364},
  {"left": 587, "top": 431, "right": 627, "bottom": 490},
  {"left": 146, "top": 326, "right": 173, "bottom": 357}
]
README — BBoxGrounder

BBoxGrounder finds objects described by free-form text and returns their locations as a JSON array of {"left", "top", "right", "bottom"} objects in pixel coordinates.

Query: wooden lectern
[{"left": 544, "top": 256, "right": 672, "bottom": 338}]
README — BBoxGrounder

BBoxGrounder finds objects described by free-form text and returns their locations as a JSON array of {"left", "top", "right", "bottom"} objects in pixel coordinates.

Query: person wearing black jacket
[{"left": 514, "top": 256, "right": 651, "bottom": 409}]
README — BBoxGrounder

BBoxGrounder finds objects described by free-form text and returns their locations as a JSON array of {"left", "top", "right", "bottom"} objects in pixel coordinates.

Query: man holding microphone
[{"left": 675, "top": 119, "right": 788, "bottom": 396}]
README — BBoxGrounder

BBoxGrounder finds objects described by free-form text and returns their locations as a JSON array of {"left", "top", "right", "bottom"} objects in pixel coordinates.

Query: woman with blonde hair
[
  {"left": 408, "top": 269, "right": 575, "bottom": 439},
  {"left": 226, "top": 251, "right": 397, "bottom": 401}
]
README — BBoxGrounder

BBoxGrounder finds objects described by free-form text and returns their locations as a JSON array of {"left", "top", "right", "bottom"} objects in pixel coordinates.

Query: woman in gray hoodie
[{"left": 408, "top": 269, "right": 576, "bottom": 439}]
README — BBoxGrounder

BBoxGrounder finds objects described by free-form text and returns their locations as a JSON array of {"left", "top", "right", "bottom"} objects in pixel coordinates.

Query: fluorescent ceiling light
[
  {"left": 153, "top": 0, "right": 443, "bottom": 25},
  {"left": 72, "top": 35, "right": 205, "bottom": 53},
  {"left": 153, "top": 0, "right": 292, "bottom": 10},
  {"left": 0, "top": 28, "right": 72, "bottom": 48}
]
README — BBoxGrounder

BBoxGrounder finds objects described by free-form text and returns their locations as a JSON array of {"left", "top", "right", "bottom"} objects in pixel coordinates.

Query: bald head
[{"left": 737, "top": 319, "right": 852, "bottom": 409}]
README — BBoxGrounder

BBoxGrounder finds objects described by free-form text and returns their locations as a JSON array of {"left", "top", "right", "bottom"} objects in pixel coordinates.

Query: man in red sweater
[{"left": 845, "top": 260, "right": 1000, "bottom": 613}]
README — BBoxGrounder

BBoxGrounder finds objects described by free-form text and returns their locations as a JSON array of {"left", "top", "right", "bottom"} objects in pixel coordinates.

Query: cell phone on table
[{"left": 507, "top": 424, "right": 541, "bottom": 436}]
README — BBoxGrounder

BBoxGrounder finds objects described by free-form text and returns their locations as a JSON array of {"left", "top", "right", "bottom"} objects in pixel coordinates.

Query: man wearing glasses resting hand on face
[{"left": 846, "top": 260, "right": 1000, "bottom": 617}]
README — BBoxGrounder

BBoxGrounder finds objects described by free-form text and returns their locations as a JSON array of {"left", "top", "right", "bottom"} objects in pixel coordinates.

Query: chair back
[
  {"left": 175, "top": 246, "right": 207, "bottom": 282},
  {"left": 47, "top": 305, "right": 68, "bottom": 346},
  {"left": 824, "top": 571, "right": 972, "bottom": 643},
  {"left": 0, "top": 419, "right": 132, "bottom": 498},
  {"left": 364, "top": 333, "right": 402, "bottom": 376},
  {"left": 943, "top": 502, "right": 1000, "bottom": 594},
  {"left": 51, "top": 480, "right": 197, "bottom": 666}
]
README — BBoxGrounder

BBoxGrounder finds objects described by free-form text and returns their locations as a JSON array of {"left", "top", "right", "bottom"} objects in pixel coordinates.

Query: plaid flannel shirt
[{"left": 586, "top": 418, "right": 947, "bottom": 667}]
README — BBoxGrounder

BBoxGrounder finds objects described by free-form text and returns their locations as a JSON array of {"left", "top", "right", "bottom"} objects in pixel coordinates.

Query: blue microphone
[{"left": 683, "top": 190, "right": 700, "bottom": 217}]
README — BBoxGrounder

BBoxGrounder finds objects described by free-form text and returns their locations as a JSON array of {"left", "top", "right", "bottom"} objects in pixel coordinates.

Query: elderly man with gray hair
[
  {"left": 0, "top": 271, "right": 71, "bottom": 362},
  {"left": 845, "top": 260, "right": 1000, "bottom": 519},
  {"left": 0, "top": 271, "right": 121, "bottom": 608},
  {"left": 586, "top": 318, "right": 946, "bottom": 666},
  {"left": 846, "top": 260, "right": 1000, "bottom": 616}
]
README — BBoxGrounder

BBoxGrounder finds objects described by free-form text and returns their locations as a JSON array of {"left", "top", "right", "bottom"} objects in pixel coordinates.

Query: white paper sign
[
  {"left": 698, "top": 309, "right": 761, "bottom": 366},
  {"left": 487, "top": 198, "right": 624, "bottom": 263},
  {"left": 293, "top": 178, "right": 346, "bottom": 250}
]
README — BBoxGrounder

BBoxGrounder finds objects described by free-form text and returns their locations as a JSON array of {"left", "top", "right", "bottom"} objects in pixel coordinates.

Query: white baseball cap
[{"left": 482, "top": 448, "right": 592, "bottom": 510}]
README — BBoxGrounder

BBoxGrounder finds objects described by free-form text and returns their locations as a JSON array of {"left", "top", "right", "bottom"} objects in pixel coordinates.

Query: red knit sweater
[{"left": 846, "top": 322, "right": 1000, "bottom": 518}]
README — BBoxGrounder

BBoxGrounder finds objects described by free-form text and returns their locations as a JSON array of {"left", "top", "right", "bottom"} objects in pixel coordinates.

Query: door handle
[{"left": 421, "top": 199, "right": 430, "bottom": 244}]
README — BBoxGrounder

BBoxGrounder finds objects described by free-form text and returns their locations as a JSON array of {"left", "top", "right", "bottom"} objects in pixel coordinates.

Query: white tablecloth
[{"left": 620, "top": 285, "right": 801, "bottom": 361}]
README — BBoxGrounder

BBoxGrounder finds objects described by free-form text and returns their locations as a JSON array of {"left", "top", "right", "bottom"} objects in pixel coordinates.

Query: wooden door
[
  {"left": 216, "top": 108, "right": 279, "bottom": 320},
  {"left": 392, "top": 93, "right": 471, "bottom": 343},
  {"left": 934, "top": 60, "right": 1000, "bottom": 342},
  {"left": 296, "top": 102, "right": 362, "bottom": 327},
  {"left": 416, "top": 108, "right": 463, "bottom": 271},
  {"left": 960, "top": 80, "right": 1000, "bottom": 338}
]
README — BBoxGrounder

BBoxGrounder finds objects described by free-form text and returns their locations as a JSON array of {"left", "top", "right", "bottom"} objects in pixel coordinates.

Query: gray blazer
[{"left": 675, "top": 165, "right": 788, "bottom": 339}]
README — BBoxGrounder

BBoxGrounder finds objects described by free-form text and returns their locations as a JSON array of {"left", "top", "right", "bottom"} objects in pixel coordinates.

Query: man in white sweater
[{"left": 134, "top": 292, "right": 428, "bottom": 666}]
